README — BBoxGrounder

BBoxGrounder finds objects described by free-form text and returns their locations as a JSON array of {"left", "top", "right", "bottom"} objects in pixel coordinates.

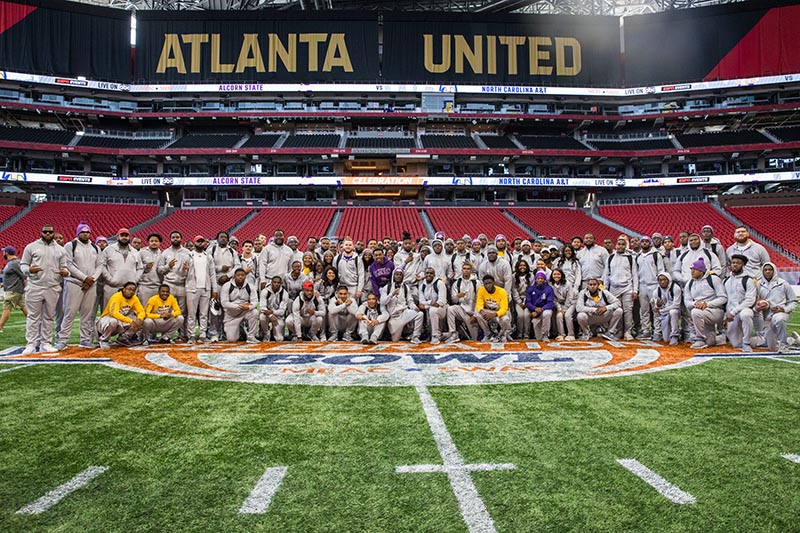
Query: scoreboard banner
[
  {"left": 134, "top": 10, "right": 379, "bottom": 83},
  {"left": 382, "top": 12, "right": 621, "bottom": 86},
  {"left": 624, "top": 1, "right": 800, "bottom": 86},
  {"left": 0, "top": 0, "right": 130, "bottom": 82},
  {"left": 4, "top": 170, "right": 798, "bottom": 189}
]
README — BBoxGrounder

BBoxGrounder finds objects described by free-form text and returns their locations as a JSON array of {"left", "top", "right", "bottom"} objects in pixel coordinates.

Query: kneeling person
[
  {"left": 475, "top": 274, "right": 512, "bottom": 342},
  {"left": 575, "top": 278, "right": 623, "bottom": 340},
  {"left": 96, "top": 281, "right": 145, "bottom": 350},
  {"left": 142, "top": 284, "right": 184, "bottom": 345},
  {"left": 328, "top": 285, "right": 358, "bottom": 341},
  {"left": 287, "top": 280, "right": 326, "bottom": 341},
  {"left": 220, "top": 268, "right": 259, "bottom": 343},
  {"left": 357, "top": 292, "right": 389, "bottom": 344}
]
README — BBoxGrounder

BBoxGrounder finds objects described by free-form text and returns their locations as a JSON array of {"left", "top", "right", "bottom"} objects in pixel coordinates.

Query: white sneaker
[
  {"left": 21, "top": 345, "right": 37, "bottom": 355},
  {"left": 430, "top": 337, "right": 441, "bottom": 345},
  {"left": 624, "top": 333, "right": 634, "bottom": 341},
  {"left": 342, "top": 334, "right": 353, "bottom": 342},
  {"left": 446, "top": 335, "right": 460, "bottom": 345},
  {"left": 565, "top": 335, "right": 576, "bottom": 342},
  {"left": 410, "top": 337, "right": 422, "bottom": 345},
  {"left": 41, "top": 343, "right": 59, "bottom": 353},
  {"left": 310, "top": 334, "right": 321, "bottom": 342}
]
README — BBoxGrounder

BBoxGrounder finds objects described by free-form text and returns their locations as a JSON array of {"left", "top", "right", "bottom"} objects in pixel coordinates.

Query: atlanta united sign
[{"left": 1, "top": 339, "right": 737, "bottom": 386}]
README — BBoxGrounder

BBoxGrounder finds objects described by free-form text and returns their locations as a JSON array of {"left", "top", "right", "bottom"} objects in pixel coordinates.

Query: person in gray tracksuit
[
  {"left": 726, "top": 226, "right": 771, "bottom": 280},
  {"left": 101, "top": 229, "right": 143, "bottom": 305},
  {"left": 446, "top": 262, "right": 480, "bottom": 343},
  {"left": 724, "top": 254, "right": 758, "bottom": 353},
  {"left": 20, "top": 224, "right": 69, "bottom": 354},
  {"left": 327, "top": 285, "right": 359, "bottom": 341},
  {"left": 259, "top": 230, "right": 294, "bottom": 290},
  {"left": 603, "top": 237, "right": 638, "bottom": 340},
  {"left": 637, "top": 236, "right": 666, "bottom": 340},
  {"left": 577, "top": 233, "right": 607, "bottom": 290},
  {"left": 287, "top": 281, "right": 326, "bottom": 341},
  {"left": 157, "top": 231, "right": 193, "bottom": 339},
  {"left": 260, "top": 276, "right": 289, "bottom": 342},
  {"left": 754, "top": 262, "right": 797, "bottom": 352},
  {"left": 479, "top": 245, "right": 513, "bottom": 290},
  {"left": 381, "top": 268, "right": 423, "bottom": 343},
  {"left": 357, "top": 292, "right": 390, "bottom": 344},
  {"left": 182, "top": 236, "right": 216, "bottom": 342},
  {"left": 418, "top": 267, "right": 448, "bottom": 344},
  {"left": 653, "top": 272, "right": 682, "bottom": 345},
  {"left": 138, "top": 233, "right": 163, "bottom": 307},
  {"left": 575, "top": 278, "right": 623, "bottom": 340},
  {"left": 333, "top": 238, "right": 365, "bottom": 303},
  {"left": 684, "top": 258, "right": 727, "bottom": 349},
  {"left": 57, "top": 222, "right": 102, "bottom": 349},
  {"left": 207, "top": 231, "right": 241, "bottom": 340},
  {"left": 219, "top": 268, "right": 259, "bottom": 343}
]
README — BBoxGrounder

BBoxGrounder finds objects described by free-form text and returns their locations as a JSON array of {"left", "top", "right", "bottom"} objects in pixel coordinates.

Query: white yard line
[
  {"left": 16, "top": 466, "right": 109, "bottom": 515},
  {"left": 771, "top": 357, "right": 800, "bottom": 365},
  {"left": 239, "top": 466, "right": 288, "bottom": 514},
  {"left": 395, "top": 385, "right": 515, "bottom": 533},
  {"left": 0, "top": 363, "right": 33, "bottom": 374},
  {"left": 782, "top": 453, "right": 800, "bottom": 464},
  {"left": 616, "top": 459, "right": 695, "bottom": 505}
]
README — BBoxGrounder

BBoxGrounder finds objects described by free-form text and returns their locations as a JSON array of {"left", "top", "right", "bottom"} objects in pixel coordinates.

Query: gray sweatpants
[
  {"left": 186, "top": 289, "right": 210, "bottom": 340},
  {"left": 143, "top": 316, "right": 185, "bottom": 339},
  {"left": 58, "top": 282, "right": 98, "bottom": 346},
  {"left": 25, "top": 285, "right": 61, "bottom": 348}
]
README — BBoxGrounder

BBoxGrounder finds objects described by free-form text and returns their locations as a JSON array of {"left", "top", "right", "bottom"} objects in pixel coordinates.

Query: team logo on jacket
[{"left": 0, "top": 340, "right": 722, "bottom": 386}]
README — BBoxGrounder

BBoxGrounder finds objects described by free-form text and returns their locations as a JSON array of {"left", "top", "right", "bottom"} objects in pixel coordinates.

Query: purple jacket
[
  {"left": 369, "top": 259, "right": 395, "bottom": 295},
  {"left": 525, "top": 282, "right": 555, "bottom": 311}
]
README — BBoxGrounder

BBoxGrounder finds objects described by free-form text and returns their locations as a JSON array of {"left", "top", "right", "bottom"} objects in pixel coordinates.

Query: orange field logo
[{"left": 0, "top": 339, "right": 749, "bottom": 386}]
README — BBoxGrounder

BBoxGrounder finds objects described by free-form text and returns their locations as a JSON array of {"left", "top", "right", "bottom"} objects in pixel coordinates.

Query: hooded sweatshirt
[
  {"left": 757, "top": 262, "right": 797, "bottom": 314},
  {"left": 655, "top": 271, "right": 682, "bottom": 313}
]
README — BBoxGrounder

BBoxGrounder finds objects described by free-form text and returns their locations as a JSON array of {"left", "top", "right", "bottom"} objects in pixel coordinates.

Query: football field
[{"left": 1, "top": 312, "right": 799, "bottom": 533}]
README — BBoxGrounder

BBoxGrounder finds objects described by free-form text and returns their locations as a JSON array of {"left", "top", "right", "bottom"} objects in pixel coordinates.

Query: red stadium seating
[
  {"left": 235, "top": 208, "right": 336, "bottom": 243},
  {"left": 726, "top": 204, "right": 800, "bottom": 258},
  {"left": 0, "top": 201, "right": 158, "bottom": 255},
  {"left": 337, "top": 207, "right": 426, "bottom": 243},
  {"left": 507, "top": 208, "right": 619, "bottom": 242},
  {"left": 135, "top": 208, "right": 253, "bottom": 246},
  {"left": 426, "top": 208, "right": 529, "bottom": 241},
  {"left": 599, "top": 202, "right": 795, "bottom": 268},
  {"left": 0, "top": 205, "right": 24, "bottom": 225}
]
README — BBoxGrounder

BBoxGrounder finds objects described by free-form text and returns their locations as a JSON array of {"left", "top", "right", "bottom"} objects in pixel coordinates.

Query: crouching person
[
  {"left": 382, "top": 268, "right": 423, "bottom": 343},
  {"left": 328, "top": 285, "right": 358, "bottom": 341},
  {"left": 287, "top": 280, "right": 325, "bottom": 341},
  {"left": 475, "top": 274, "right": 512, "bottom": 343},
  {"left": 142, "top": 284, "right": 184, "bottom": 346},
  {"left": 260, "top": 276, "right": 289, "bottom": 342},
  {"left": 653, "top": 272, "right": 682, "bottom": 346},
  {"left": 684, "top": 258, "right": 727, "bottom": 350},
  {"left": 755, "top": 262, "right": 797, "bottom": 353},
  {"left": 96, "top": 281, "right": 145, "bottom": 350},
  {"left": 575, "top": 278, "right": 623, "bottom": 341},
  {"left": 357, "top": 292, "right": 389, "bottom": 344},
  {"left": 220, "top": 268, "right": 259, "bottom": 343},
  {"left": 526, "top": 271, "right": 555, "bottom": 342}
]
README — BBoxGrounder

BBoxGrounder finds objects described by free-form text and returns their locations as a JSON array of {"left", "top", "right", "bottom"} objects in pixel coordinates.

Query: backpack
[
  {"left": 71, "top": 239, "right": 98, "bottom": 255},
  {"left": 608, "top": 252, "right": 633, "bottom": 272},
  {"left": 657, "top": 282, "right": 675, "bottom": 300},
  {"left": 228, "top": 282, "right": 252, "bottom": 298},
  {"left": 679, "top": 248, "right": 713, "bottom": 271},
  {"left": 583, "top": 290, "right": 610, "bottom": 306},
  {"left": 211, "top": 245, "right": 236, "bottom": 263},
  {"left": 451, "top": 252, "right": 471, "bottom": 269}
]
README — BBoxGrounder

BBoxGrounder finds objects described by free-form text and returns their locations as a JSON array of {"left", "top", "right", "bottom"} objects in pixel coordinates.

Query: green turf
[{"left": 2, "top": 311, "right": 800, "bottom": 532}]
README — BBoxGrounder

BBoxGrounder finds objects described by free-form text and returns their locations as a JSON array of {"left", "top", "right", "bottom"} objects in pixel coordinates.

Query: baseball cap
[
  {"left": 2, "top": 246, "right": 15, "bottom": 255},
  {"left": 302, "top": 281, "right": 315, "bottom": 290},
  {"left": 193, "top": 235, "right": 206, "bottom": 243},
  {"left": 117, "top": 228, "right": 130, "bottom": 236}
]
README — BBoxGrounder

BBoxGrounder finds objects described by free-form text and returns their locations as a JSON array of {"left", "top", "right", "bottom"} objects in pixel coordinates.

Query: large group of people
[{"left": 6, "top": 220, "right": 798, "bottom": 354}]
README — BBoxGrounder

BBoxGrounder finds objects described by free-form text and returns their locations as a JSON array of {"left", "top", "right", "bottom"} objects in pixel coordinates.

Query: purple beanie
[
  {"left": 690, "top": 257, "right": 707, "bottom": 272},
  {"left": 76, "top": 222, "right": 91, "bottom": 236}
]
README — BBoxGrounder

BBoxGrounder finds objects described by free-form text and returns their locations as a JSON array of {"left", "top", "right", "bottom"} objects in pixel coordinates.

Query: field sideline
[{"left": 1, "top": 313, "right": 799, "bottom": 532}]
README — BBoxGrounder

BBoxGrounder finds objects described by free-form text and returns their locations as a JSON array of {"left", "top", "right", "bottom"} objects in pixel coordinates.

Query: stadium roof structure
[{"left": 69, "top": 0, "right": 748, "bottom": 15}]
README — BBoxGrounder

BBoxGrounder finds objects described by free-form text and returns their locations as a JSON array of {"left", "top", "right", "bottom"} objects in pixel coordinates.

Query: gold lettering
[
  {"left": 486, "top": 35, "right": 497, "bottom": 75},
  {"left": 555, "top": 37, "right": 581, "bottom": 76},
  {"left": 181, "top": 34, "right": 209, "bottom": 74},
  {"left": 423, "top": 34, "right": 450, "bottom": 73},
  {"left": 269, "top": 33, "right": 296, "bottom": 72},
  {"left": 300, "top": 33, "right": 327, "bottom": 72},
  {"left": 323, "top": 33, "right": 353, "bottom": 72},
  {"left": 454, "top": 35, "right": 482, "bottom": 74},
  {"left": 211, "top": 34, "right": 234, "bottom": 73},
  {"left": 235, "top": 34, "right": 265, "bottom": 73},
  {"left": 156, "top": 34, "right": 186, "bottom": 74},
  {"left": 528, "top": 36, "right": 552, "bottom": 76},
  {"left": 498, "top": 36, "right": 526, "bottom": 75}
]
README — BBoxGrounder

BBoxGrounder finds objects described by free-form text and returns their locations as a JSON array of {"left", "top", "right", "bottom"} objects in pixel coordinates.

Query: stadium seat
[
  {"left": 725, "top": 204, "right": 800, "bottom": 258},
  {"left": 135, "top": 208, "right": 253, "bottom": 246},
  {"left": 599, "top": 202, "right": 795, "bottom": 268},
  {"left": 507, "top": 208, "right": 619, "bottom": 243},
  {"left": 337, "top": 208, "right": 427, "bottom": 243},
  {"left": 0, "top": 202, "right": 158, "bottom": 255},
  {"left": 426, "top": 208, "right": 530, "bottom": 241}
]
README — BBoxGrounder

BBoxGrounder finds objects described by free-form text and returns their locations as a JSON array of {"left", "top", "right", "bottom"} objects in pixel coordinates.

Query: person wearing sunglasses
[{"left": 19, "top": 224, "right": 70, "bottom": 355}]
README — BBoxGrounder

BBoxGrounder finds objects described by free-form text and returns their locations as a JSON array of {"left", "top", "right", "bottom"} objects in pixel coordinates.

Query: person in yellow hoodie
[
  {"left": 96, "top": 281, "right": 145, "bottom": 350},
  {"left": 475, "top": 274, "right": 512, "bottom": 343},
  {"left": 142, "top": 284, "right": 184, "bottom": 346}
]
